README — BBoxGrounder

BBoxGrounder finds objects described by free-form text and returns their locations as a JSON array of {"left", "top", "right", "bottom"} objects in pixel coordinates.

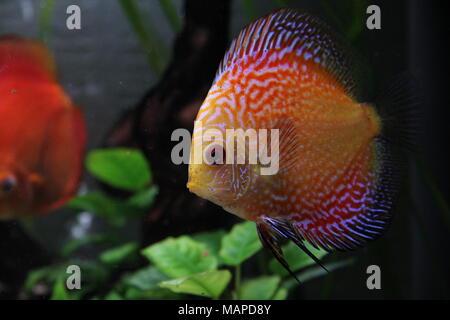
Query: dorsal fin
[
  {"left": 0, "top": 35, "right": 57, "bottom": 81},
  {"left": 214, "top": 8, "right": 357, "bottom": 96}
]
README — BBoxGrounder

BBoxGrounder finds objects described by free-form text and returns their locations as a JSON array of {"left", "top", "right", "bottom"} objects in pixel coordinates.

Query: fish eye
[
  {"left": 205, "top": 144, "right": 226, "bottom": 166},
  {"left": 0, "top": 176, "right": 16, "bottom": 194}
]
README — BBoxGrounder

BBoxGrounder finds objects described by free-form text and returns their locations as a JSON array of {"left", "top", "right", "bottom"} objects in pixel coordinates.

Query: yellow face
[
  {"left": 187, "top": 125, "right": 253, "bottom": 207},
  {"left": 187, "top": 105, "right": 254, "bottom": 213}
]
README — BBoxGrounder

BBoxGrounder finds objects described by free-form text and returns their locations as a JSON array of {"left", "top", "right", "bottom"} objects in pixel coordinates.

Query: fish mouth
[
  {"left": 187, "top": 180, "right": 231, "bottom": 206},
  {"left": 187, "top": 167, "right": 253, "bottom": 203},
  {"left": 186, "top": 181, "right": 208, "bottom": 199},
  {"left": 186, "top": 180, "right": 213, "bottom": 198},
  {"left": 186, "top": 181, "right": 196, "bottom": 193},
  {"left": 187, "top": 181, "right": 250, "bottom": 208}
]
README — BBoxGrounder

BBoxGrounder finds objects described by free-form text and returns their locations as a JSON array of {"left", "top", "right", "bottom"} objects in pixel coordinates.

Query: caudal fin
[{"left": 375, "top": 73, "right": 421, "bottom": 151}]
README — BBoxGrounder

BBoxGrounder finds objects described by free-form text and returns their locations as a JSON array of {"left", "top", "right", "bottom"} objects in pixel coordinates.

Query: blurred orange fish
[
  {"left": 0, "top": 35, "right": 87, "bottom": 219},
  {"left": 188, "top": 9, "right": 414, "bottom": 275}
]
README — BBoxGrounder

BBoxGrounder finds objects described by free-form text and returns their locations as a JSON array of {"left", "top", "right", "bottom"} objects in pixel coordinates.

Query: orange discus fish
[
  {"left": 0, "top": 35, "right": 87, "bottom": 219},
  {"left": 187, "top": 9, "right": 415, "bottom": 275}
]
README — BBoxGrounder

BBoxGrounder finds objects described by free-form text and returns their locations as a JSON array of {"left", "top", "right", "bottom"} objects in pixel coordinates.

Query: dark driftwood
[{"left": 105, "top": 0, "right": 238, "bottom": 245}]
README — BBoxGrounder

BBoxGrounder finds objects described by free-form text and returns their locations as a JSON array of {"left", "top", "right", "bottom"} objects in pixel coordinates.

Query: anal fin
[
  {"left": 257, "top": 216, "right": 329, "bottom": 282},
  {"left": 256, "top": 220, "right": 301, "bottom": 283}
]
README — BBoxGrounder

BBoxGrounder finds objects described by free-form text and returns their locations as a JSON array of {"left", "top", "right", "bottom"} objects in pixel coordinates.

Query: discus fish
[
  {"left": 0, "top": 35, "right": 87, "bottom": 219},
  {"left": 187, "top": 9, "right": 414, "bottom": 277}
]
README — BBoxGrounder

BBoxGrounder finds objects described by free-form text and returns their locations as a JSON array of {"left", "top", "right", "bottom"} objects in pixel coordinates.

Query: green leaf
[
  {"left": 240, "top": 276, "right": 280, "bottom": 300},
  {"left": 50, "top": 279, "right": 81, "bottom": 300},
  {"left": 50, "top": 279, "right": 70, "bottom": 300},
  {"left": 68, "top": 190, "right": 152, "bottom": 227},
  {"left": 192, "top": 229, "right": 226, "bottom": 262},
  {"left": 68, "top": 191, "right": 113, "bottom": 213},
  {"left": 272, "top": 288, "right": 288, "bottom": 300},
  {"left": 122, "top": 266, "right": 169, "bottom": 291},
  {"left": 86, "top": 148, "right": 151, "bottom": 191},
  {"left": 25, "top": 260, "right": 110, "bottom": 297},
  {"left": 142, "top": 236, "right": 218, "bottom": 278},
  {"left": 159, "top": 270, "right": 231, "bottom": 299},
  {"left": 269, "top": 241, "right": 328, "bottom": 276},
  {"left": 127, "top": 186, "right": 158, "bottom": 209},
  {"left": 116, "top": 267, "right": 179, "bottom": 299},
  {"left": 104, "top": 291, "right": 124, "bottom": 300},
  {"left": 61, "top": 233, "right": 121, "bottom": 257},
  {"left": 219, "top": 221, "right": 262, "bottom": 266},
  {"left": 68, "top": 191, "right": 130, "bottom": 227},
  {"left": 72, "top": 260, "right": 111, "bottom": 287},
  {"left": 100, "top": 242, "right": 139, "bottom": 265},
  {"left": 25, "top": 265, "right": 61, "bottom": 292},
  {"left": 124, "top": 287, "right": 180, "bottom": 300}
]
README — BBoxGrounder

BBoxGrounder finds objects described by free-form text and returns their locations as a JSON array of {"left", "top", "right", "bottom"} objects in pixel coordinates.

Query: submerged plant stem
[
  {"left": 158, "top": 0, "right": 181, "bottom": 33},
  {"left": 39, "top": 0, "right": 55, "bottom": 43},
  {"left": 118, "top": 0, "right": 167, "bottom": 76}
]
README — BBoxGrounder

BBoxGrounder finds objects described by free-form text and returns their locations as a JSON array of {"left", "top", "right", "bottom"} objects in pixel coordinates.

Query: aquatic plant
[
  {"left": 24, "top": 148, "right": 352, "bottom": 300},
  {"left": 23, "top": 0, "right": 449, "bottom": 300},
  {"left": 38, "top": 0, "right": 55, "bottom": 43},
  {"left": 118, "top": 0, "right": 170, "bottom": 76}
]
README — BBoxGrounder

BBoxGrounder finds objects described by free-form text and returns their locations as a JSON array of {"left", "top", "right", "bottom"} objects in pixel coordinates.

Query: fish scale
[
  {"left": 188, "top": 8, "right": 411, "bottom": 275},
  {"left": 0, "top": 36, "right": 86, "bottom": 218}
]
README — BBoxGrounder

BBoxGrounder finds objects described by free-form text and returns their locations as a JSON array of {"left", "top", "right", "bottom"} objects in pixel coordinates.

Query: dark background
[{"left": 0, "top": 0, "right": 449, "bottom": 299}]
